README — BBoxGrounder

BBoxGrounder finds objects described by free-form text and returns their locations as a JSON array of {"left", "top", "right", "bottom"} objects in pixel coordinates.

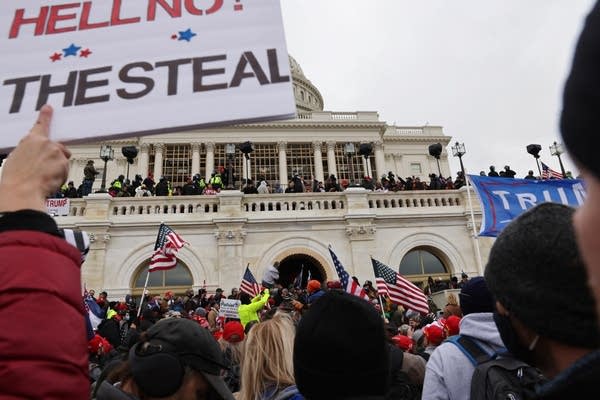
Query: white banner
[
  {"left": 219, "top": 298, "right": 240, "bottom": 319},
  {"left": 46, "top": 197, "right": 70, "bottom": 216},
  {"left": 0, "top": 0, "right": 295, "bottom": 149}
]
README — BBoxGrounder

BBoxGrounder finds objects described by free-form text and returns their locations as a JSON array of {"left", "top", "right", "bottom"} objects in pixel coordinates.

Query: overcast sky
[{"left": 280, "top": 1, "right": 595, "bottom": 178}]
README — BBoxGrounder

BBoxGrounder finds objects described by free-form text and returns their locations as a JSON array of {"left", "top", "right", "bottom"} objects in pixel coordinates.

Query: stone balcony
[{"left": 56, "top": 187, "right": 479, "bottom": 226}]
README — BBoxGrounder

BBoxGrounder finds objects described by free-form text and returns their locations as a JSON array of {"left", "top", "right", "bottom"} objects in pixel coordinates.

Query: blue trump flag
[{"left": 468, "top": 175, "right": 586, "bottom": 237}]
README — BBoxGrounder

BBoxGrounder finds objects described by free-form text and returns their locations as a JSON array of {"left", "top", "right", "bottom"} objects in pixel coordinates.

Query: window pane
[
  {"left": 410, "top": 163, "right": 422, "bottom": 174},
  {"left": 133, "top": 262, "right": 192, "bottom": 288},
  {"left": 421, "top": 251, "right": 446, "bottom": 274},
  {"left": 134, "top": 268, "right": 163, "bottom": 287},
  {"left": 165, "top": 263, "right": 193, "bottom": 286},
  {"left": 399, "top": 251, "right": 422, "bottom": 275}
]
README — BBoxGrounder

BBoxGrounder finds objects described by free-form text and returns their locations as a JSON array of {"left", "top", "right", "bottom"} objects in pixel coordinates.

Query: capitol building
[{"left": 57, "top": 57, "right": 492, "bottom": 299}]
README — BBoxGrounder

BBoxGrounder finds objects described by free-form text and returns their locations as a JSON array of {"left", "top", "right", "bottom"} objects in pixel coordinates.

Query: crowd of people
[
  {"left": 4, "top": 2, "right": 600, "bottom": 399},
  {"left": 54, "top": 168, "right": 472, "bottom": 199}
]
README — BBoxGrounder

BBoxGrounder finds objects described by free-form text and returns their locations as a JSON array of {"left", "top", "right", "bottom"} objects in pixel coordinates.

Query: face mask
[{"left": 493, "top": 311, "right": 539, "bottom": 364}]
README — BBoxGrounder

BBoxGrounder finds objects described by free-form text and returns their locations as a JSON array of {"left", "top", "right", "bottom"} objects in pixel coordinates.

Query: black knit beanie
[
  {"left": 484, "top": 203, "right": 598, "bottom": 348},
  {"left": 459, "top": 277, "right": 495, "bottom": 316},
  {"left": 294, "top": 291, "right": 390, "bottom": 399},
  {"left": 561, "top": 1, "right": 600, "bottom": 178}
]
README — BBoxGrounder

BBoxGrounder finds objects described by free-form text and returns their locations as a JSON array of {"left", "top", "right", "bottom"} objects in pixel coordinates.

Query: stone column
[
  {"left": 312, "top": 141, "right": 324, "bottom": 183},
  {"left": 205, "top": 142, "right": 215, "bottom": 182},
  {"left": 242, "top": 157, "right": 252, "bottom": 183},
  {"left": 138, "top": 143, "right": 150, "bottom": 178},
  {"left": 362, "top": 156, "right": 369, "bottom": 179},
  {"left": 374, "top": 140, "right": 385, "bottom": 180},
  {"left": 326, "top": 141, "right": 337, "bottom": 178},
  {"left": 278, "top": 141, "right": 288, "bottom": 185},
  {"left": 153, "top": 143, "right": 164, "bottom": 179},
  {"left": 191, "top": 142, "right": 201, "bottom": 176}
]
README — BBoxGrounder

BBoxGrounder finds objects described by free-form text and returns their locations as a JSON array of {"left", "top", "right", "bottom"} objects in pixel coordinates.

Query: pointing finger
[{"left": 30, "top": 105, "right": 53, "bottom": 138}]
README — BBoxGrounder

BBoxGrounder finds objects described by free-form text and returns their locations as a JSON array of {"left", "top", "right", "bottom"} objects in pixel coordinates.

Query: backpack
[{"left": 446, "top": 335, "right": 547, "bottom": 400}]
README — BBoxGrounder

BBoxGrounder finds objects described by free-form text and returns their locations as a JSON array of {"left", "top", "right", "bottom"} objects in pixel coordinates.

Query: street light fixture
[
  {"left": 549, "top": 141, "right": 567, "bottom": 178},
  {"left": 225, "top": 143, "right": 236, "bottom": 190},
  {"left": 97, "top": 144, "right": 114, "bottom": 193},
  {"left": 344, "top": 142, "right": 358, "bottom": 187},
  {"left": 451, "top": 142, "right": 466, "bottom": 178},
  {"left": 526, "top": 144, "right": 543, "bottom": 177}
]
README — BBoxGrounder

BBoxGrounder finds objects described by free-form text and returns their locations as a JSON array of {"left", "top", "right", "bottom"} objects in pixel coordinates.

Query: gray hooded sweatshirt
[{"left": 422, "top": 312, "right": 505, "bottom": 400}]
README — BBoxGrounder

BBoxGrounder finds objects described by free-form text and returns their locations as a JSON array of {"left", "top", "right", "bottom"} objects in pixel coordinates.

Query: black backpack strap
[{"left": 445, "top": 335, "right": 495, "bottom": 366}]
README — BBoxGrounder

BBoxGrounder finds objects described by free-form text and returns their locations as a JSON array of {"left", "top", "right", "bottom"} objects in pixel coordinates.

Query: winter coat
[
  {"left": 422, "top": 312, "right": 505, "bottom": 400},
  {"left": 0, "top": 212, "right": 88, "bottom": 399},
  {"left": 261, "top": 384, "right": 304, "bottom": 400},
  {"left": 535, "top": 349, "right": 600, "bottom": 399}
]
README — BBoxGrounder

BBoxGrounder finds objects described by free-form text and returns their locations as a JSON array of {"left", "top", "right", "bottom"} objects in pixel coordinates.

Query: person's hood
[{"left": 458, "top": 312, "right": 505, "bottom": 349}]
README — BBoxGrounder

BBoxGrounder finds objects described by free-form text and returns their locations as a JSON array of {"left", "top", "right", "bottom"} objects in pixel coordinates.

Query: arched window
[
  {"left": 399, "top": 247, "right": 447, "bottom": 276},
  {"left": 132, "top": 261, "right": 193, "bottom": 295}
]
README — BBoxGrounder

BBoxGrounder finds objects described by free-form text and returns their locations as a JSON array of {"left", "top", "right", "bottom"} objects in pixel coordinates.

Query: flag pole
[
  {"left": 136, "top": 272, "right": 150, "bottom": 318},
  {"left": 137, "top": 222, "right": 165, "bottom": 319},
  {"left": 465, "top": 174, "right": 484, "bottom": 276},
  {"left": 370, "top": 256, "right": 387, "bottom": 321}
]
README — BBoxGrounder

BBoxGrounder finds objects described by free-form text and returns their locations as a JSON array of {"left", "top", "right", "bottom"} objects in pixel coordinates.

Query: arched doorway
[{"left": 277, "top": 253, "right": 326, "bottom": 288}]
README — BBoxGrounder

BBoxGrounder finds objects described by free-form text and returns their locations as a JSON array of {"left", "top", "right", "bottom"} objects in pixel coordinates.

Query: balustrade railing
[{"left": 56, "top": 188, "right": 477, "bottom": 221}]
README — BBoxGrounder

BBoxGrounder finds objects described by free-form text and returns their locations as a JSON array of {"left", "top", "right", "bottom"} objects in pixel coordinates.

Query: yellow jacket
[{"left": 238, "top": 289, "right": 270, "bottom": 327}]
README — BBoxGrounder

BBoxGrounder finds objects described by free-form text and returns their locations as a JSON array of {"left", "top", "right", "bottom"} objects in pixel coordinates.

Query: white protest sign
[
  {"left": 219, "top": 298, "right": 240, "bottom": 319},
  {"left": 0, "top": 0, "right": 295, "bottom": 149},
  {"left": 46, "top": 198, "right": 70, "bottom": 216}
]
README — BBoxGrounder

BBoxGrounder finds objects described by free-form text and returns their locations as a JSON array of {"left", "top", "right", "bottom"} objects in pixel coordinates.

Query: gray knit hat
[{"left": 484, "top": 203, "right": 598, "bottom": 347}]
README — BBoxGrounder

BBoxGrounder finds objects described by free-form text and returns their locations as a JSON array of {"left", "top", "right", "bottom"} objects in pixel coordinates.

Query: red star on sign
[
  {"left": 50, "top": 52, "right": 62, "bottom": 62},
  {"left": 80, "top": 48, "right": 92, "bottom": 58},
  {"left": 171, "top": 34, "right": 178, "bottom": 39}
]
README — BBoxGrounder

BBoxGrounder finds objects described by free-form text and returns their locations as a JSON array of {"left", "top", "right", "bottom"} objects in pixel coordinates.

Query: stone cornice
[{"left": 384, "top": 135, "right": 451, "bottom": 143}]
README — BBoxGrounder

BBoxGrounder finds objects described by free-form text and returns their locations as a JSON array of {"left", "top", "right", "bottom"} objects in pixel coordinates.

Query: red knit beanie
[
  {"left": 307, "top": 280, "right": 321, "bottom": 294},
  {"left": 222, "top": 321, "right": 245, "bottom": 343}
]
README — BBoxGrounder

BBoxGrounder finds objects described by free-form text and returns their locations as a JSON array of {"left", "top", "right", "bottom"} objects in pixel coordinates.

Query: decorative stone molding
[
  {"left": 153, "top": 143, "right": 164, "bottom": 152},
  {"left": 205, "top": 142, "right": 215, "bottom": 152},
  {"left": 140, "top": 143, "right": 150, "bottom": 152},
  {"left": 89, "top": 233, "right": 111, "bottom": 243},
  {"left": 277, "top": 141, "right": 287, "bottom": 152},
  {"left": 374, "top": 140, "right": 384, "bottom": 150},
  {"left": 326, "top": 141, "right": 336, "bottom": 152},
  {"left": 191, "top": 142, "right": 201, "bottom": 152},
  {"left": 312, "top": 141, "right": 323, "bottom": 152},
  {"left": 214, "top": 229, "right": 247, "bottom": 245},
  {"left": 345, "top": 224, "right": 376, "bottom": 240}
]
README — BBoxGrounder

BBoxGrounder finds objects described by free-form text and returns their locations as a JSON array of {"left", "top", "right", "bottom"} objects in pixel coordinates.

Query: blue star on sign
[
  {"left": 63, "top": 43, "right": 81, "bottom": 57},
  {"left": 178, "top": 28, "right": 197, "bottom": 42}
]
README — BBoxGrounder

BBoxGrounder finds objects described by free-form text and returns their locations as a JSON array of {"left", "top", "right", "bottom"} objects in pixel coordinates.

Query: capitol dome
[{"left": 289, "top": 56, "right": 324, "bottom": 112}]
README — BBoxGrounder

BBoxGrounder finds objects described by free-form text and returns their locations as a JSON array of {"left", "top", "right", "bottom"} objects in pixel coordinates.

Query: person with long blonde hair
[{"left": 238, "top": 313, "right": 303, "bottom": 400}]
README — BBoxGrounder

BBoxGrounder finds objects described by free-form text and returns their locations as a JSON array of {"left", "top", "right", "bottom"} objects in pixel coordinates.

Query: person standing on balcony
[{"left": 82, "top": 160, "right": 99, "bottom": 196}]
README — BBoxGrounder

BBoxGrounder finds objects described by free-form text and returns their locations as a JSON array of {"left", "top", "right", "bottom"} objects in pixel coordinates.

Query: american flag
[
  {"left": 240, "top": 265, "right": 261, "bottom": 297},
  {"left": 371, "top": 258, "right": 429, "bottom": 315},
  {"left": 541, "top": 162, "right": 563, "bottom": 180},
  {"left": 149, "top": 224, "right": 187, "bottom": 272},
  {"left": 83, "top": 285, "right": 104, "bottom": 340},
  {"left": 328, "top": 245, "right": 369, "bottom": 300}
]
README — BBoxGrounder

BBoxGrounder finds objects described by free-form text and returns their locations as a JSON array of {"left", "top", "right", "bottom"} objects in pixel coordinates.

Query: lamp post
[
  {"left": 225, "top": 143, "right": 235, "bottom": 190},
  {"left": 97, "top": 144, "right": 114, "bottom": 193},
  {"left": 344, "top": 142, "right": 357, "bottom": 187},
  {"left": 549, "top": 141, "right": 567, "bottom": 178},
  {"left": 451, "top": 142, "right": 466, "bottom": 178},
  {"left": 526, "top": 144, "right": 543, "bottom": 177}
]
